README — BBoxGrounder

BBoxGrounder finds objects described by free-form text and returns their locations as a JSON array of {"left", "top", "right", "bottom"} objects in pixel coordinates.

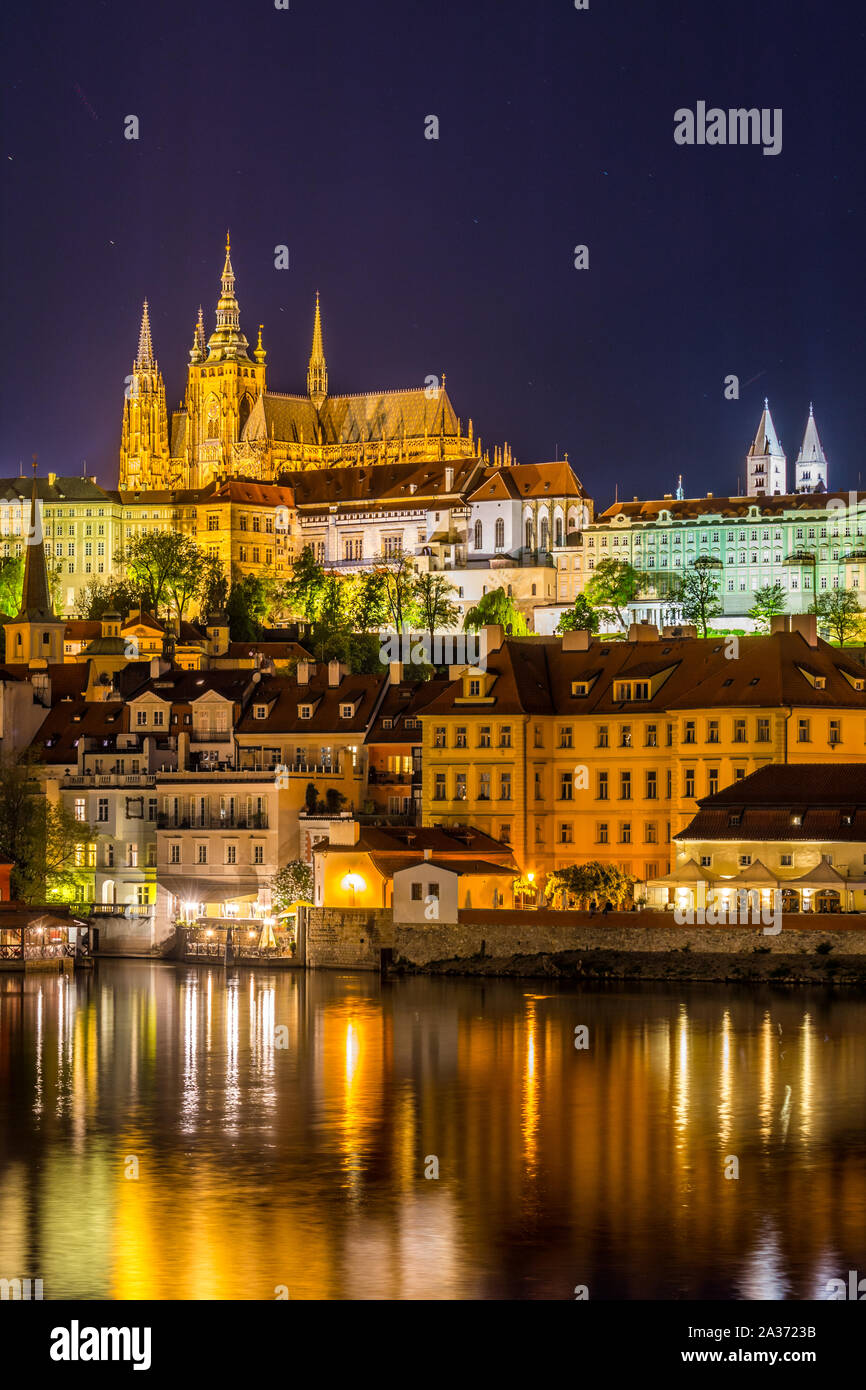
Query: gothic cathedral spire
[
  {"left": 207, "top": 231, "right": 251, "bottom": 362},
  {"left": 119, "top": 300, "right": 170, "bottom": 489},
  {"left": 795, "top": 404, "right": 829, "bottom": 493},
  {"left": 307, "top": 292, "right": 328, "bottom": 410}
]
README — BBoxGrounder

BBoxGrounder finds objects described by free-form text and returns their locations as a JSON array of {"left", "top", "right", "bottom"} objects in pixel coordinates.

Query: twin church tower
[{"left": 119, "top": 235, "right": 480, "bottom": 492}]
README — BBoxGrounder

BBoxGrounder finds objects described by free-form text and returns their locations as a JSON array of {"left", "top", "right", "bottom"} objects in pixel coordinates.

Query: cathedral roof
[{"left": 243, "top": 386, "right": 461, "bottom": 447}]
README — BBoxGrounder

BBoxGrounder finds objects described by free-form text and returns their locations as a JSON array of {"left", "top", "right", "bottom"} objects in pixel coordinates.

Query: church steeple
[
  {"left": 5, "top": 463, "right": 65, "bottom": 663},
  {"left": 136, "top": 300, "right": 154, "bottom": 370},
  {"left": 119, "top": 300, "right": 170, "bottom": 489},
  {"left": 207, "top": 232, "right": 251, "bottom": 362},
  {"left": 746, "top": 398, "right": 787, "bottom": 496},
  {"left": 795, "top": 403, "right": 829, "bottom": 492},
  {"left": 307, "top": 292, "right": 328, "bottom": 410},
  {"left": 189, "top": 306, "right": 206, "bottom": 365}
]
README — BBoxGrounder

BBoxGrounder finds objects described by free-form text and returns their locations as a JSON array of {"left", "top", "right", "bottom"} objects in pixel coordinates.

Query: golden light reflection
[
  {"left": 521, "top": 1000, "right": 539, "bottom": 1177},
  {"left": 718, "top": 1009, "right": 732, "bottom": 1150}
]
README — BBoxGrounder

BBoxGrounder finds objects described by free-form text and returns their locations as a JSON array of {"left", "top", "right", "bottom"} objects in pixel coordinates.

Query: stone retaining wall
[
  {"left": 307, "top": 908, "right": 394, "bottom": 970},
  {"left": 395, "top": 913, "right": 866, "bottom": 967}
]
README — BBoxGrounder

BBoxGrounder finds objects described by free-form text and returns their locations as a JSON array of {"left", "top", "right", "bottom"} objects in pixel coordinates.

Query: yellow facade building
[{"left": 418, "top": 617, "right": 866, "bottom": 887}]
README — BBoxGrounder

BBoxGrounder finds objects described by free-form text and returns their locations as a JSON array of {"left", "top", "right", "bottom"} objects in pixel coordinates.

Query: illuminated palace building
[{"left": 119, "top": 236, "right": 496, "bottom": 491}]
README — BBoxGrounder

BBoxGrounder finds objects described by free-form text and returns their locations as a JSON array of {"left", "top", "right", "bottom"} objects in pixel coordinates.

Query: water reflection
[{"left": 0, "top": 965, "right": 863, "bottom": 1300}]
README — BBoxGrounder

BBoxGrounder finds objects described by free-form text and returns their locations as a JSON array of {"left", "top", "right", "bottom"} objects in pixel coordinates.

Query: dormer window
[
  {"left": 299, "top": 704, "right": 312, "bottom": 719},
  {"left": 814, "top": 676, "right": 826, "bottom": 689},
  {"left": 571, "top": 681, "right": 590, "bottom": 696},
  {"left": 468, "top": 679, "right": 481, "bottom": 696},
  {"left": 253, "top": 705, "right": 267, "bottom": 719},
  {"left": 382, "top": 717, "right": 393, "bottom": 729},
  {"left": 791, "top": 813, "right": 802, "bottom": 826},
  {"left": 340, "top": 704, "right": 355, "bottom": 719}
]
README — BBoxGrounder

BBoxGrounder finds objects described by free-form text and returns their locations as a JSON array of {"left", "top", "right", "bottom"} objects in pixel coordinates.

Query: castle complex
[{"left": 119, "top": 237, "right": 490, "bottom": 491}]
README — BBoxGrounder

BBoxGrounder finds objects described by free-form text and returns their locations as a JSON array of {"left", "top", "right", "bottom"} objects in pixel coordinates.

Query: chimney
[
  {"left": 482, "top": 623, "right": 504, "bottom": 654},
  {"left": 328, "top": 658, "right": 343, "bottom": 687},
  {"left": 48, "top": 472, "right": 56, "bottom": 486},
  {"left": 389, "top": 660, "right": 403, "bottom": 686},
  {"left": 149, "top": 655, "right": 161, "bottom": 677},
  {"left": 445, "top": 466, "right": 454, "bottom": 492},
  {"left": 328, "top": 819, "right": 360, "bottom": 846},
  {"left": 790, "top": 613, "right": 818, "bottom": 647},
  {"left": 629, "top": 623, "right": 658, "bottom": 642},
  {"left": 423, "top": 847, "right": 431, "bottom": 860},
  {"left": 297, "top": 660, "right": 310, "bottom": 685},
  {"left": 562, "top": 629, "right": 591, "bottom": 651},
  {"left": 706, "top": 491, "right": 714, "bottom": 498},
  {"left": 770, "top": 615, "right": 790, "bottom": 636}
]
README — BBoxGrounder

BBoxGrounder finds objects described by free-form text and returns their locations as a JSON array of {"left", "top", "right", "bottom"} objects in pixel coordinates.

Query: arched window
[
  {"left": 540, "top": 518, "right": 549, "bottom": 552},
  {"left": 238, "top": 394, "right": 252, "bottom": 435},
  {"left": 525, "top": 519, "right": 533, "bottom": 550},
  {"left": 555, "top": 518, "right": 563, "bottom": 547},
  {"left": 495, "top": 518, "right": 505, "bottom": 549},
  {"left": 474, "top": 520, "right": 483, "bottom": 550}
]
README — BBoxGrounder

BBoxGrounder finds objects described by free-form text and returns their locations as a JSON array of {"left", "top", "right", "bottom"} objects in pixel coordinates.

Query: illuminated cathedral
[{"left": 119, "top": 236, "right": 503, "bottom": 490}]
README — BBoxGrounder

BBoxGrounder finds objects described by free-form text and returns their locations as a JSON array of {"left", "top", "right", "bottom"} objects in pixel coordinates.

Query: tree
[
  {"left": 116, "top": 531, "right": 205, "bottom": 618},
  {"left": 544, "top": 861, "right": 636, "bottom": 910},
  {"left": 283, "top": 547, "right": 328, "bottom": 623},
  {"left": 0, "top": 555, "right": 23, "bottom": 616},
  {"left": 226, "top": 572, "right": 271, "bottom": 641},
  {"left": 812, "top": 587, "right": 866, "bottom": 645},
  {"left": 555, "top": 595, "right": 599, "bottom": 635},
  {"left": 675, "top": 556, "right": 723, "bottom": 637},
  {"left": 379, "top": 551, "right": 420, "bottom": 633},
  {"left": 347, "top": 570, "right": 388, "bottom": 634},
  {"left": 270, "top": 860, "right": 314, "bottom": 912},
  {"left": 584, "top": 559, "right": 647, "bottom": 631},
  {"left": 0, "top": 756, "right": 94, "bottom": 903},
  {"left": 73, "top": 575, "right": 147, "bottom": 620},
  {"left": 414, "top": 572, "right": 460, "bottom": 646},
  {"left": 197, "top": 553, "right": 229, "bottom": 617},
  {"left": 748, "top": 582, "right": 787, "bottom": 634},
  {"left": 463, "top": 586, "right": 528, "bottom": 635}
]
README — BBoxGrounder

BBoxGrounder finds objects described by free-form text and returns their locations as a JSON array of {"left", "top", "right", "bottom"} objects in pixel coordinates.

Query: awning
[{"left": 653, "top": 859, "right": 719, "bottom": 887}]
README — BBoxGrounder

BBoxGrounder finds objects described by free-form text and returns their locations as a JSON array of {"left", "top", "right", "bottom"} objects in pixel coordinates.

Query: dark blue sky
[{"left": 2, "top": 0, "right": 863, "bottom": 503}]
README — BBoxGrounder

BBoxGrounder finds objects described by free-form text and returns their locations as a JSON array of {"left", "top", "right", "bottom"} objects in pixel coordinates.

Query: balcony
[
  {"left": 157, "top": 813, "right": 269, "bottom": 831},
  {"left": 190, "top": 730, "right": 232, "bottom": 743},
  {"left": 63, "top": 772, "right": 155, "bottom": 788}
]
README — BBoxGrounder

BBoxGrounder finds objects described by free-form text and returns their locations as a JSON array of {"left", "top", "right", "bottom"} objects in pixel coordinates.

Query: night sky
[{"left": 2, "top": 0, "right": 863, "bottom": 504}]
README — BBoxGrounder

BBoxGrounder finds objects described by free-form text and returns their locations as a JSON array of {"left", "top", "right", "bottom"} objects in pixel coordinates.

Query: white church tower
[
  {"left": 795, "top": 404, "right": 828, "bottom": 492},
  {"left": 746, "top": 399, "right": 787, "bottom": 496}
]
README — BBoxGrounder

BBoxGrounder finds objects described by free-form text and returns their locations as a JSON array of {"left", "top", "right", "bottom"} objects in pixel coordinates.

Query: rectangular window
[
  {"left": 620, "top": 823, "right": 632, "bottom": 844},
  {"left": 597, "top": 822, "right": 608, "bottom": 844},
  {"left": 645, "top": 770, "right": 657, "bottom": 800},
  {"left": 74, "top": 797, "right": 86, "bottom": 821},
  {"left": 478, "top": 771, "right": 491, "bottom": 800},
  {"left": 97, "top": 797, "right": 109, "bottom": 821},
  {"left": 620, "top": 725, "right": 632, "bottom": 748},
  {"left": 707, "top": 720, "right": 719, "bottom": 744},
  {"left": 684, "top": 720, "right": 696, "bottom": 744},
  {"left": 411, "top": 882, "right": 423, "bottom": 901},
  {"left": 798, "top": 719, "right": 810, "bottom": 743},
  {"left": 500, "top": 726, "right": 512, "bottom": 748},
  {"left": 455, "top": 727, "right": 467, "bottom": 748},
  {"left": 559, "top": 823, "right": 573, "bottom": 844},
  {"left": 500, "top": 772, "right": 512, "bottom": 801},
  {"left": 559, "top": 772, "right": 574, "bottom": 801},
  {"left": 559, "top": 726, "right": 573, "bottom": 748},
  {"left": 226, "top": 845, "right": 236, "bottom": 864},
  {"left": 455, "top": 773, "right": 467, "bottom": 801},
  {"left": 433, "top": 727, "right": 446, "bottom": 749},
  {"left": 780, "top": 854, "right": 793, "bottom": 867},
  {"left": 253, "top": 845, "right": 264, "bottom": 864},
  {"left": 170, "top": 843, "right": 180, "bottom": 864},
  {"left": 708, "top": 769, "right": 719, "bottom": 797},
  {"left": 733, "top": 719, "right": 746, "bottom": 744},
  {"left": 829, "top": 719, "right": 841, "bottom": 746},
  {"left": 620, "top": 771, "right": 631, "bottom": 800},
  {"left": 479, "top": 726, "right": 491, "bottom": 748},
  {"left": 684, "top": 769, "right": 695, "bottom": 799},
  {"left": 597, "top": 725, "right": 609, "bottom": 748},
  {"left": 433, "top": 772, "right": 446, "bottom": 801},
  {"left": 534, "top": 770, "right": 544, "bottom": 801},
  {"left": 645, "top": 822, "right": 657, "bottom": 844},
  {"left": 756, "top": 718, "right": 770, "bottom": 743},
  {"left": 645, "top": 725, "right": 657, "bottom": 748},
  {"left": 597, "top": 770, "right": 609, "bottom": 801}
]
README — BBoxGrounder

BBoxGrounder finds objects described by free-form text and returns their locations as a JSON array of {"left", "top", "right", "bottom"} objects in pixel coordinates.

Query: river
[{"left": 0, "top": 962, "right": 863, "bottom": 1300}]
